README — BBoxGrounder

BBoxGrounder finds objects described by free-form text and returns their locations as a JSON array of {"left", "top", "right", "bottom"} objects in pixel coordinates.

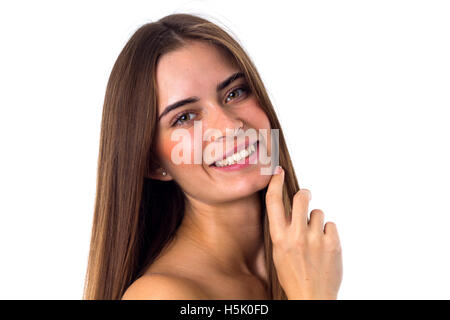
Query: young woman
[{"left": 83, "top": 13, "right": 343, "bottom": 300}]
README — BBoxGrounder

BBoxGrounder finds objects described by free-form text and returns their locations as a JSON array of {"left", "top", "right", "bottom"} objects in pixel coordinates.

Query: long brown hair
[{"left": 83, "top": 13, "right": 300, "bottom": 300}]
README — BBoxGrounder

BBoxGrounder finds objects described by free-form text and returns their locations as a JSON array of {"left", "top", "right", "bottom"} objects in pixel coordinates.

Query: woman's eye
[
  {"left": 172, "top": 112, "right": 197, "bottom": 126},
  {"left": 171, "top": 86, "right": 249, "bottom": 127},
  {"left": 225, "top": 86, "right": 249, "bottom": 103}
]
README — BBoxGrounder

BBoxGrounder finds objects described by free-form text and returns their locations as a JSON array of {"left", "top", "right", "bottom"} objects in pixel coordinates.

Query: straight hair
[{"left": 83, "top": 13, "right": 300, "bottom": 300}]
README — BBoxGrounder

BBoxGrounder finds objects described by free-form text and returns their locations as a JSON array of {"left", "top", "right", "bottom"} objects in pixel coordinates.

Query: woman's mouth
[{"left": 210, "top": 140, "right": 259, "bottom": 170}]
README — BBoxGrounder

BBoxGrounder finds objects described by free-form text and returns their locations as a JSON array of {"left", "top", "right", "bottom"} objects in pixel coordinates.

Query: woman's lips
[
  {"left": 210, "top": 140, "right": 259, "bottom": 170},
  {"left": 208, "top": 138, "right": 258, "bottom": 166}
]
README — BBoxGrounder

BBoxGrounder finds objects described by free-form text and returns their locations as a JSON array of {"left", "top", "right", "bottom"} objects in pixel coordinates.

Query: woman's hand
[{"left": 265, "top": 166, "right": 343, "bottom": 300}]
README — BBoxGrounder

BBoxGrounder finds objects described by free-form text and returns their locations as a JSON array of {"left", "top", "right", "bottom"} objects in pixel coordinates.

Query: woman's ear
[
  {"left": 146, "top": 157, "right": 173, "bottom": 181},
  {"left": 146, "top": 167, "right": 173, "bottom": 181}
]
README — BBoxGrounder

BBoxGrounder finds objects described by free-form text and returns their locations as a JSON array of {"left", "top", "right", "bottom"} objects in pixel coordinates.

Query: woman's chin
[{"left": 212, "top": 175, "right": 270, "bottom": 201}]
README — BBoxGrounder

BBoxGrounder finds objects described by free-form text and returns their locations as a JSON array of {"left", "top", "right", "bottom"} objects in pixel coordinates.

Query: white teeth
[{"left": 214, "top": 142, "right": 257, "bottom": 167}]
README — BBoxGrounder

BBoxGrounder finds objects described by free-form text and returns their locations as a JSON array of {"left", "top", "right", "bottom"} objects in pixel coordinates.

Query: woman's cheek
[
  {"left": 159, "top": 140, "right": 175, "bottom": 162},
  {"left": 158, "top": 135, "right": 197, "bottom": 171},
  {"left": 242, "top": 105, "right": 273, "bottom": 156}
]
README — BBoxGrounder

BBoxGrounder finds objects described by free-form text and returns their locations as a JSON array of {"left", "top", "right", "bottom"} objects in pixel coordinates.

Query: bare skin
[{"left": 121, "top": 40, "right": 343, "bottom": 300}]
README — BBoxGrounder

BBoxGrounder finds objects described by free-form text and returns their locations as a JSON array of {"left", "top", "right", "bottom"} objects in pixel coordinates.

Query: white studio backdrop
[{"left": 0, "top": 0, "right": 449, "bottom": 299}]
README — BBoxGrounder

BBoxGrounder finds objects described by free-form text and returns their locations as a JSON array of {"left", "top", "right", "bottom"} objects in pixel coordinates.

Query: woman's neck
[{"left": 175, "top": 191, "right": 267, "bottom": 280}]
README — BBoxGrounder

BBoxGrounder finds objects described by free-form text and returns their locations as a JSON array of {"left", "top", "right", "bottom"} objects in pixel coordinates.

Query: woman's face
[{"left": 154, "top": 40, "right": 273, "bottom": 204}]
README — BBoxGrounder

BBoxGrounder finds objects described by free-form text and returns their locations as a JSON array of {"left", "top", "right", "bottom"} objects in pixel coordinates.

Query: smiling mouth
[{"left": 210, "top": 140, "right": 259, "bottom": 167}]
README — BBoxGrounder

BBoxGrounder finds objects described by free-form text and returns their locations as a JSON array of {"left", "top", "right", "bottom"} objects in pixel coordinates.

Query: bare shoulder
[{"left": 121, "top": 273, "right": 211, "bottom": 300}]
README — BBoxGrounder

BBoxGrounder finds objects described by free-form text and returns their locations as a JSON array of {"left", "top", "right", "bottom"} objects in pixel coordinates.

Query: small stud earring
[{"left": 162, "top": 170, "right": 167, "bottom": 176}]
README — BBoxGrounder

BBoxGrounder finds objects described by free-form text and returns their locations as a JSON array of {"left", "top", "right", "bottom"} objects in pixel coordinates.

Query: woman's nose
[{"left": 205, "top": 104, "right": 244, "bottom": 138}]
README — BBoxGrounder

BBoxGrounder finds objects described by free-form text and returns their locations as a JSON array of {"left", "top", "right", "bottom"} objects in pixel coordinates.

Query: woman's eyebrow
[
  {"left": 158, "top": 71, "right": 245, "bottom": 121},
  {"left": 216, "top": 71, "right": 244, "bottom": 91}
]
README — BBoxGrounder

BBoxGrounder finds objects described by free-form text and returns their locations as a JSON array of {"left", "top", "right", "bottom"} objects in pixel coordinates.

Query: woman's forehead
[
  {"left": 157, "top": 41, "right": 235, "bottom": 83},
  {"left": 156, "top": 41, "right": 239, "bottom": 110}
]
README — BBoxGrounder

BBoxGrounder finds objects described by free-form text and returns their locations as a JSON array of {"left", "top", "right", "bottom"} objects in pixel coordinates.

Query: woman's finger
[
  {"left": 265, "top": 166, "right": 287, "bottom": 239},
  {"left": 324, "top": 221, "right": 339, "bottom": 238},
  {"left": 308, "top": 209, "right": 325, "bottom": 233},
  {"left": 291, "top": 189, "right": 311, "bottom": 231}
]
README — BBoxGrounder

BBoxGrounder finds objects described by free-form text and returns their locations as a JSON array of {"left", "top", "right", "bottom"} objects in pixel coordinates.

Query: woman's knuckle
[
  {"left": 308, "top": 231, "right": 323, "bottom": 243},
  {"left": 293, "top": 233, "right": 308, "bottom": 247},
  {"left": 274, "top": 239, "right": 290, "bottom": 253},
  {"left": 271, "top": 232, "right": 284, "bottom": 246},
  {"left": 332, "top": 243, "right": 342, "bottom": 254},
  {"left": 309, "top": 236, "right": 324, "bottom": 251},
  {"left": 324, "top": 236, "right": 341, "bottom": 252}
]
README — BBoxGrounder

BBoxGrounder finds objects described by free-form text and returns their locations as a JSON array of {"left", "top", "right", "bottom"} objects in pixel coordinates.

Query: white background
[{"left": 1, "top": 0, "right": 449, "bottom": 299}]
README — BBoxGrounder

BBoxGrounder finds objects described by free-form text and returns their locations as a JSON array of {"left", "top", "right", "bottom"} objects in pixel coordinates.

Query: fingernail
[{"left": 274, "top": 165, "right": 282, "bottom": 175}]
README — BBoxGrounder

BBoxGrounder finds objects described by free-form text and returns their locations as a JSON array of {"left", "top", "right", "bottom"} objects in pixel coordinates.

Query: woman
[{"left": 83, "top": 13, "right": 343, "bottom": 300}]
